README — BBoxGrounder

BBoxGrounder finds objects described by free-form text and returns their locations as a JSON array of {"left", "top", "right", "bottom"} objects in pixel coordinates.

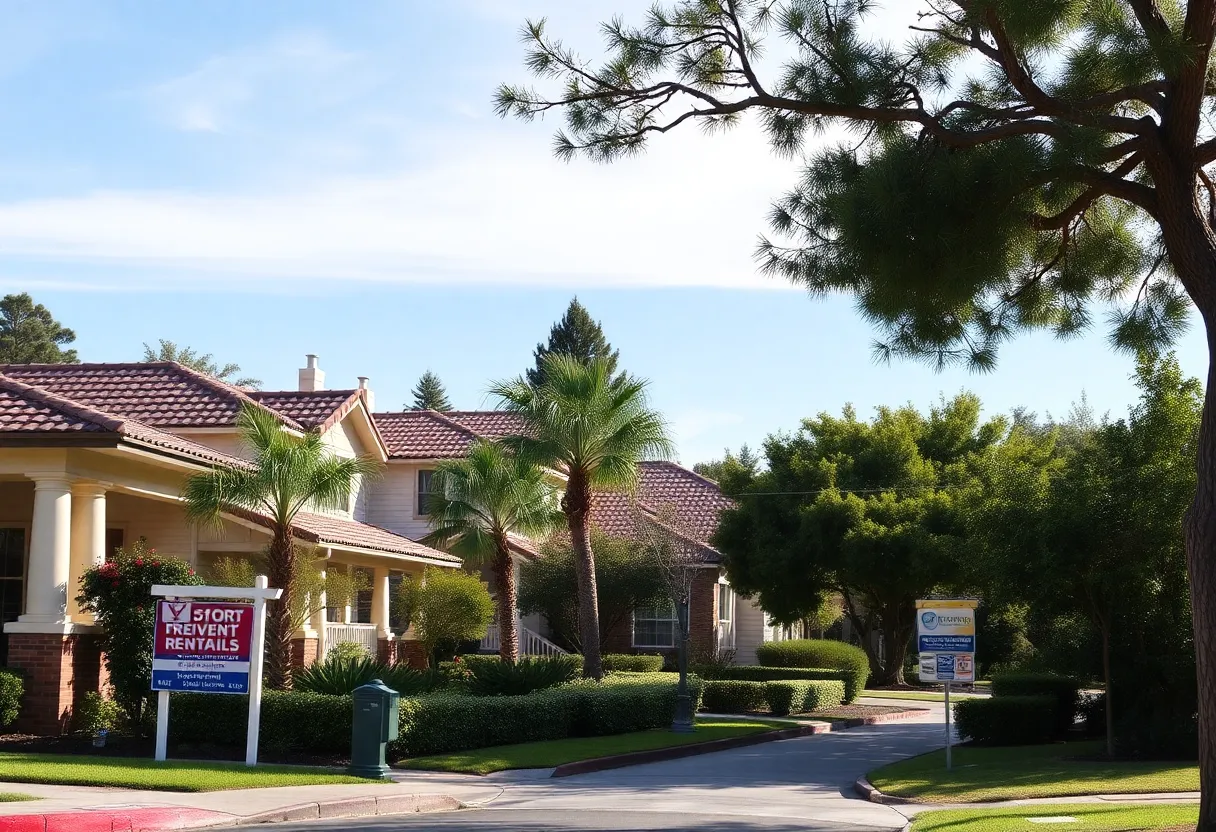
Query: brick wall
[
  {"left": 377, "top": 638, "right": 398, "bottom": 666},
  {"left": 290, "top": 636, "right": 319, "bottom": 670},
  {"left": 7, "top": 632, "right": 104, "bottom": 735},
  {"left": 599, "top": 567, "right": 722, "bottom": 661},
  {"left": 397, "top": 639, "right": 427, "bottom": 668}
]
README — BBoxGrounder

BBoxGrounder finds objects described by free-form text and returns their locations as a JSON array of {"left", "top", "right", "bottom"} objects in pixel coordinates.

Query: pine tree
[
  {"left": 0, "top": 293, "right": 78, "bottom": 364},
  {"left": 527, "top": 297, "right": 620, "bottom": 387},
  {"left": 141, "top": 339, "right": 260, "bottom": 388},
  {"left": 410, "top": 371, "right": 452, "bottom": 411}
]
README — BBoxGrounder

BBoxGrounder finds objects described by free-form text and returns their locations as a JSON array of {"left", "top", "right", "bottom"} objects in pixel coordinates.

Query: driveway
[{"left": 281, "top": 711, "right": 949, "bottom": 831}]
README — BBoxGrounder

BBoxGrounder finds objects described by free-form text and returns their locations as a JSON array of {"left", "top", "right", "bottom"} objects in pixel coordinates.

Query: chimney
[
  {"left": 358, "top": 376, "right": 375, "bottom": 412},
  {"left": 299, "top": 354, "right": 325, "bottom": 392}
]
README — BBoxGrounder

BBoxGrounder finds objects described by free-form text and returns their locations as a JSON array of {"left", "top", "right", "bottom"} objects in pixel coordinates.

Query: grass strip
[{"left": 911, "top": 803, "right": 1198, "bottom": 832}]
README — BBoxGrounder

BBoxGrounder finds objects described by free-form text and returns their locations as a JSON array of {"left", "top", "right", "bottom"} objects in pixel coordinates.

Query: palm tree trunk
[
  {"left": 564, "top": 472, "right": 602, "bottom": 680},
  {"left": 265, "top": 526, "right": 297, "bottom": 690},
  {"left": 495, "top": 543, "right": 520, "bottom": 664}
]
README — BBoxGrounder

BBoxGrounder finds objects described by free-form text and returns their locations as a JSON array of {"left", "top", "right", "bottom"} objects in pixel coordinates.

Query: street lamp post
[{"left": 671, "top": 595, "right": 695, "bottom": 733}]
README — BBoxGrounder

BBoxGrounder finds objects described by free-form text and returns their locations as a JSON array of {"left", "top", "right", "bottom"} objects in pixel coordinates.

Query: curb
[
  {"left": 552, "top": 708, "right": 927, "bottom": 778},
  {"left": 854, "top": 776, "right": 917, "bottom": 805},
  {"left": 0, "top": 794, "right": 461, "bottom": 832}
]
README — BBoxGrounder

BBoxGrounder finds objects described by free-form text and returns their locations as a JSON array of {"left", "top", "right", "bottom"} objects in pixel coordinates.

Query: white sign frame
[{"left": 150, "top": 576, "right": 283, "bottom": 767}]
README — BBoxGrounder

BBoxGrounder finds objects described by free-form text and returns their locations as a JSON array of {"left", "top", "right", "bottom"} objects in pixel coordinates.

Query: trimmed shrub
[
  {"left": 294, "top": 655, "right": 445, "bottom": 696},
  {"left": 467, "top": 655, "right": 581, "bottom": 696},
  {"left": 0, "top": 670, "right": 21, "bottom": 729},
  {"left": 326, "top": 641, "right": 371, "bottom": 663},
  {"left": 169, "top": 690, "right": 352, "bottom": 753},
  {"left": 73, "top": 692, "right": 124, "bottom": 735},
  {"left": 763, "top": 680, "right": 846, "bottom": 716},
  {"left": 755, "top": 640, "right": 869, "bottom": 702},
  {"left": 701, "top": 680, "right": 766, "bottom": 713},
  {"left": 991, "top": 672, "right": 1081, "bottom": 736},
  {"left": 953, "top": 696, "right": 1057, "bottom": 745},
  {"left": 602, "top": 654, "right": 665, "bottom": 673},
  {"left": 458, "top": 653, "right": 584, "bottom": 678},
  {"left": 701, "top": 666, "right": 859, "bottom": 703}
]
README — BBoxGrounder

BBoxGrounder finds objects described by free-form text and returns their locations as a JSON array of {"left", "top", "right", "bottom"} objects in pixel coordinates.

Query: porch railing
[
  {"left": 324, "top": 622, "right": 379, "bottom": 658},
  {"left": 479, "top": 626, "right": 568, "bottom": 657}
]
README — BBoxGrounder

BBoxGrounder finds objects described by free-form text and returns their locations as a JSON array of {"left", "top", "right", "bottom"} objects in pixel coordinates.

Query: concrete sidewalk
[{"left": 0, "top": 777, "right": 498, "bottom": 830}]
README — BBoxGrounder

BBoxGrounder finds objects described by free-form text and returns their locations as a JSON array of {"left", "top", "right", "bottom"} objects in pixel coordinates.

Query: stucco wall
[
  {"left": 734, "top": 595, "right": 769, "bottom": 666},
  {"left": 106, "top": 492, "right": 196, "bottom": 563}
]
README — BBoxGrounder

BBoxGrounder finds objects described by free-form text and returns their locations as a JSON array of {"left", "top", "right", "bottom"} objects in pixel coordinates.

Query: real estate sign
[
  {"left": 152, "top": 600, "right": 254, "bottom": 694},
  {"left": 916, "top": 599, "right": 978, "bottom": 684}
]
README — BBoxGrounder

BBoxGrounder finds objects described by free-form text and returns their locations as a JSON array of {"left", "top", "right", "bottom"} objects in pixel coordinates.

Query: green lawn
[
  {"left": 398, "top": 718, "right": 796, "bottom": 775},
  {"left": 862, "top": 689, "right": 986, "bottom": 702},
  {"left": 0, "top": 753, "right": 380, "bottom": 792},
  {"left": 0, "top": 793, "right": 36, "bottom": 802},
  {"left": 870, "top": 742, "right": 1199, "bottom": 802},
  {"left": 911, "top": 804, "right": 1198, "bottom": 832}
]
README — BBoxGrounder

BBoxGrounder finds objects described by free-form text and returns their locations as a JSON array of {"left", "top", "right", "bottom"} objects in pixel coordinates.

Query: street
[{"left": 278, "top": 714, "right": 946, "bottom": 831}]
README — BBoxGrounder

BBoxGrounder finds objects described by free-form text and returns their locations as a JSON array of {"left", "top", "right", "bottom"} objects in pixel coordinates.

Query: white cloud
[{"left": 0, "top": 119, "right": 805, "bottom": 291}]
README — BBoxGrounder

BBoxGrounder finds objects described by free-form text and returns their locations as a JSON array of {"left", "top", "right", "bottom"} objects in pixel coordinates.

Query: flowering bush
[{"left": 77, "top": 539, "right": 201, "bottom": 726}]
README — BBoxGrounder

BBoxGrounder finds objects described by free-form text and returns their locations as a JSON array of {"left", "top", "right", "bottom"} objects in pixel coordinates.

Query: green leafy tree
[
  {"left": 422, "top": 440, "right": 562, "bottom": 662},
  {"left": 499, "top": 1, "right": 1216, "bottom": 806},
  {"left": 141, "top": 339, "right": 260, "bottom": 388},
  {"left": 715, "top": 394, "right": 999, "bottom": 684},
  {"left": 492, "top": 354, "right": 672, "bottom": 679},
  {"left": 409, "top": 370, "right": 452, "bottom": 411},
  {"left": 0, "top": 293, "right": 78, "bottom": 364},
  {"left": 527, "top": 297, "right": 620, "bottom": 388},
  {"left": 694, "top": 445, "right": 760, "bottom": 483},
  {"left": 77, "top": 540, "right": 201, "bottom": 725},
  {"left": 519, "top": 529, "right": 667, "bottom": 652},
  {"left": 395, "top": 566, "right": 495, "bottom": 665},
  {"left": 181, "top": 403, "right": 381, "bottom": 689}
]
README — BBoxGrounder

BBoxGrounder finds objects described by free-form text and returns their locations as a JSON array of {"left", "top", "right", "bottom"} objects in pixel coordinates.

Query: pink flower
[
  {"left": 151, "top": 561, "right": 159, "bottom": 567},
  {"left": 111, "top": 581, "right": 119, "bottom": 589},
  {"left": 149, "top": 548, "right": 157, "bottom": 554},
  {"left": 134, "top": 559, "right": 143, "bottom": 566}
]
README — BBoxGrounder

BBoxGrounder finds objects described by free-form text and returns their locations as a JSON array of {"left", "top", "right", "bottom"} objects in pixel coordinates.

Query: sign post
[
  {"left": 151, "top": 578, "right": 282, "bottom": 766},
  {"left": 915, "top": 599, "right": 978, "bottom": 772}
]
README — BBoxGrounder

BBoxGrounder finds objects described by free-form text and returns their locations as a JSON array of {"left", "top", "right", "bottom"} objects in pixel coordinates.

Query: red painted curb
[{"left": 0, "top": 807, "right": 233, "bottom": 832}]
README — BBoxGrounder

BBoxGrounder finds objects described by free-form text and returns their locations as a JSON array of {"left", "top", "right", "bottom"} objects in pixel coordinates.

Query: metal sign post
[
  {"left": 916, "top": 598, "right": 977, "bottom": 772},
  {"left": 944, "top": 682, "right": 952, "bottom": 770},
  {"left": 150, "top": 577, "right": 282, "bottom": 767}
]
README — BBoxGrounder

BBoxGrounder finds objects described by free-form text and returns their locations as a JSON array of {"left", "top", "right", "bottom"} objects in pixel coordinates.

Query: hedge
[
  {"left": 764, "top": 680, "right": 845, "bottom": 716},
  {"left": 170, "top": 672, "right": 703, "bottom": 759},
  {"left": 990, "top": 672, "right": 1081, "bottom": 737},
  {"left": 602, "top": 654, "right": 665, "bottom": 673},
  {"left": 755, "top": 640, "right": 869, "bottom": 702},
  {"left": 953, "top": 696, "right": 1058, "bottom": 745},
  {"left": 701, "top": 666, "right": 859, "bottom": 703},
  {"left": 458, "top": 653, "right": 584, "bottom": 675},
  {"left": 0, "top": 670, "right": 21, "bottom": 729},
  {"left": 701, "top": 680, "right": 767, "bottom": 713}
]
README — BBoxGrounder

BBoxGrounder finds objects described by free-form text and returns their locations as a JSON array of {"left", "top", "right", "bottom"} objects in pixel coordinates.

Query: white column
[
  {"left": 343, "top": 564, "right": 353, "bottom": 625},
  {"left": 20, "top": 475, "right": 73, "bottom": 623},
  {"left": 69, "top": 482, "right": 106, "bottom": 619},
  {"left": 371, "top": 566, "right": 392, "bottom": 638},
  {"left": 309, "top": 567, "right": 328, "bottom": 657}
]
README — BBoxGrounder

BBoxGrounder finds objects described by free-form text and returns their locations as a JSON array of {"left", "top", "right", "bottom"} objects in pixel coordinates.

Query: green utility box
[{"left": 348, "top": 678, "right": 400, "bottom": 779}]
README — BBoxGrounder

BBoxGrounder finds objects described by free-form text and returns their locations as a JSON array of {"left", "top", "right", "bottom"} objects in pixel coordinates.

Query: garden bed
[{"left": 804, "top": 703, "right": 925, "bottom": 721}]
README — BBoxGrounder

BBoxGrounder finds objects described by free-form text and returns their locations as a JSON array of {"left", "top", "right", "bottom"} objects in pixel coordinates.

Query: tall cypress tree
[
  {"left": 527, "top": 297, "right": 620, "bottom": 387},
  {"left": 410, "top": 371, "right": 452, "bottom": 411}
]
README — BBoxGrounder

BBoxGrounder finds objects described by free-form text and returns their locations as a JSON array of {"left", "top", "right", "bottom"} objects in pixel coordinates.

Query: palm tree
[
  {"left": 490, "top": 354, "right": 672, "bottom": 679},
  {"left": 182, "top": 403, "right": 381, "bottom": 689},
  {"left": 422, "top": 440, "right": 561, "bottom": 662}
]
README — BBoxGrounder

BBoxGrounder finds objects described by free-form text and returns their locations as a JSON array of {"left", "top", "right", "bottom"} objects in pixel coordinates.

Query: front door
[{"left": 0, "top": 528, "right": 26, "bottom": 666}]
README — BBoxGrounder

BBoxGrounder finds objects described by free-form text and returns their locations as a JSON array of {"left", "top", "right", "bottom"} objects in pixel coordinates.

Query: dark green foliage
[
  {"left": 975, "top": 603, "right": 1036, "bottom": 677},
  {"left": 141, "top": 339, "right": 260, "bottom": 388},
  {"left": 763, "top": 680, "right": 845, "bottom": 716},
  {"left": 755, "top": 640, "right": 870, "bottom": 701},
  {"left": 527, "top": 297, "right": 620, "bottom": 388},
  {"left": 602, "top": 654, "right": 665, "bottom": 673},
  {"left": 170, "top": 690, "right": 353, "bottom": 754},
  {"left": 0, "top": 670, "right": 22, "bottom": 729},
  {"left": 409, "top": 370, "right": 452, "bottom": 411},
  {"left": 73, "top": 692, "right": 124, "bottom": 735},
  {"left": 991, "top": 672, "right": 1082, "bottom": 737},
  {"left": 693, "top": 445, "right": 760, "bottom": 483},
  {"left": 518, "top": 531, "right": 666, "bottom": 651},
  {"left": 458, "top": 653, "right": 584, "bottom": 677},
  {"left": 293, "top": 655, "right": 445, "bottom": 696},
  {"left": 76, "top": 541, "right": 201, "bottom": 724},
  {"left": 0, "top": 292, "right": 78, "bottom": 364},
  {"left": 466, "top": 655, "right": 581, "bottom": 696},
  {"left": 700, "top": 681, "right": 767, "bottom": 713},
  {"left": 700, "top": 666, "right": 857, "bottom": 703},
  {"left": 953, "top": 696, "right": 1060, "bottom": 746}
]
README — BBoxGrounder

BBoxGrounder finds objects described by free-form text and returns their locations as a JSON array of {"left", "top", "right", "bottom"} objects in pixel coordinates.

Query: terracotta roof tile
[
  {"left": 373, "top": 411, "right": 480, "bottom": 459},
  {"left": 445, "top": 411, "right": 529, "bottom": 438},
  {"left": 249, "top": 389, "right": 359, "bottom": 430},
  {"left": 231, "top": 508, "right": 460, "bottom": 564},
  {"left": 0, "top": 363, "right": 300, "bottom": 430}
]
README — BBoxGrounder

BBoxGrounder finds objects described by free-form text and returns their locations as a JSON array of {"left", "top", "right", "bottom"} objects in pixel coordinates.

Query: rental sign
[
  {"left": 916, "top": 599, "right": 978, "bottom": 684},
  {"left": 152, "top": 600, "right": 254, "bottom": 694}
]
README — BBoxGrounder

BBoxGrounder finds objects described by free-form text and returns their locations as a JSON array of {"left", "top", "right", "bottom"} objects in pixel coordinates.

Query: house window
[
  {"left": 417, "top": 470, "right": 435, "bottom": 517},
  {"left": 389, "top": 571, "right": 408, "bottom": 632},
  {"left": 717, "top": 583, "right": 736, "bottom": 649},
  {"left": 0, "top": 528, "right": 26, "bottom": 666},
  {"left": 105, "top": 528, "right": 125, "bottom": 560},
  {"left": 353, "top": 568, "right": 374, "bottom": 624},
  {"left": 633, "top": 600, "right": 677, "bottom": 648}
]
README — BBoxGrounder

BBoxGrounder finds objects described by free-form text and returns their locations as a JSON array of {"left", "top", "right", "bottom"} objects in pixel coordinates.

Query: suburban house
[{"left": 0, "top": 355, "right": 774, "bottom": 733}]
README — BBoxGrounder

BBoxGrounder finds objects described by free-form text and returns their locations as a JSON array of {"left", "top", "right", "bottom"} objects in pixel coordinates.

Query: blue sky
[{"left": 0, "top": 1, "right": 1207, "bottom": 465}]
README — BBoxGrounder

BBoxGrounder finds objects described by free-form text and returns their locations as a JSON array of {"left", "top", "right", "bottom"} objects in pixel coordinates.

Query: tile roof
[
  {"left": 232, "top": 509, "right": 460, "bottom": 564},
  {"left": 249, "top": 389, "right": 360, "bottom": 430},
  {"left": 0, "top": 363, "right": 301, "bottom": 430},
  {"left": 445, "top": 411, "right": 529, "bottom": 438},
  {"left": 373, "top": 411, "right": 481, "bottom": 459},
  {"left": 0, "top": 373, "right": 254, "bottom": 469}
]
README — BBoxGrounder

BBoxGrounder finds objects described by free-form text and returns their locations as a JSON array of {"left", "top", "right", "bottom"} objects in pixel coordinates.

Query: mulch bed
[
  {"left": 804, "top": 704, "right": 928, "bottom": 720},
  {"left": 0, "top": 733, "right": 349, "bottom": 768}
]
